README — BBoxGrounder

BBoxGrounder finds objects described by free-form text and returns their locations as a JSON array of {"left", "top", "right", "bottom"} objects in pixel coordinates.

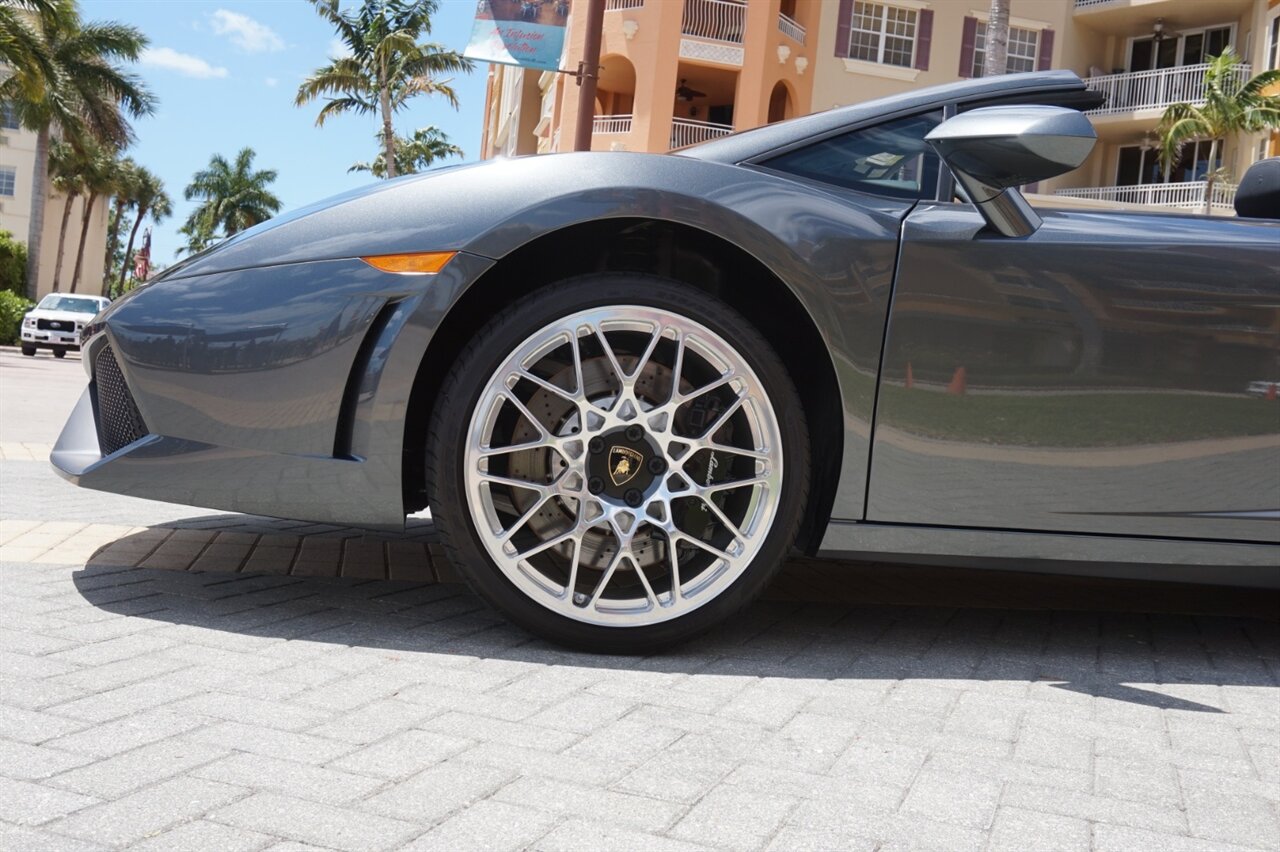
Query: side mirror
[{"left": 926, "top": 105, "right": 1096, "bottom": 237}]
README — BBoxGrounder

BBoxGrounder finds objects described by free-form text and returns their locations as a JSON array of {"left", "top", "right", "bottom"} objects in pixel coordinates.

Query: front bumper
[{"left": 21, "top": 327, "right": 80, "bottom": 349}]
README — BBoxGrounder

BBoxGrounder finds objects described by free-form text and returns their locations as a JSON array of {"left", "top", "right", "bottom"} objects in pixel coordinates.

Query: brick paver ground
[{"left": 1, "top": 349, "right": 1278, "bottom": 851}]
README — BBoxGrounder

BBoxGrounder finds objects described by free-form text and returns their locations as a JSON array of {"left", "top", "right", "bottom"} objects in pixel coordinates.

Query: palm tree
[
  {"left": 183, "top": 147, "right": 282, "bottom": 241},
  {"left": 297, "top": 0, "right": 471, "bottom": 179},
  {"left": 982, "top": 0, "right": 1011, "bottom": 78},
  {"left": 118, "top": 166, "right": 169, "bottom": 291},
  {"left": 0, "top": 1, "right": 55, "bottom": 82},
  {"left": 0, "top": 0, "right": 155, "bottom": 298},
  {"left": 47, "top": 140, "right": 84, "bottom": 293},
  {"left": 348, "top": 126, "right": 462, "bottom": 178},
  {"left": 70, "top": 146, "right": 122, "bottom": 292},
  {"left": 1157, "top": 50, "right": 1280, "bottom": 214},
  {"left": 176, "top": 219, "right": 215, "bottom": 257},
  {"left": 103, "top": 156, "right": 139, "bottom": 292}
]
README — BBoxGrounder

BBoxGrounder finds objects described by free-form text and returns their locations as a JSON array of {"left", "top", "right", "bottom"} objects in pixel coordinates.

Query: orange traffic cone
[
  {"left": 947, "top": 366, "right": 967, "bottom": 396},
  {"left": 1267, "top": 382, "right": 1277, "bottom": 401},
  {"left": 905, "top": 362, "right": 914, "bottom": 390}
]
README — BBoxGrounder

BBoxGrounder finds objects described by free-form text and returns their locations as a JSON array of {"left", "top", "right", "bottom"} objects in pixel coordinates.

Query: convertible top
[{"left": 681, "top": 70, "right": 1099, "bottom": 164}]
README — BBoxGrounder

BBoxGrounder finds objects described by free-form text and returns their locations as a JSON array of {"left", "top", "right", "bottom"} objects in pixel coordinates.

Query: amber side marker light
[{"left": 360, "top": 251, "right": 456, "bottom": 274}]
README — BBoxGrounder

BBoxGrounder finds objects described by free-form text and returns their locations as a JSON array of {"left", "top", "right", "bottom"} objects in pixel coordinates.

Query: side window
[{"left": 763, "top": 111, "right": 943, "bottom": 200}]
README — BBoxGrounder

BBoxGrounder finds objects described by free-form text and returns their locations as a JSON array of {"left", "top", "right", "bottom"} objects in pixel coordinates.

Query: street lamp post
[{"left": 573, "top": 0, "right": 607, "bottom": 152}]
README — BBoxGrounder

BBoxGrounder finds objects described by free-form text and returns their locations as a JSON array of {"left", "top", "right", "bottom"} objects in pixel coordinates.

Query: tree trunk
[
  {"left": 70, "top": 191, "right": 98, "bottom": 293},
  {"left": 984, "top": 0, "right": 1010, "bottom": 78},
  {"left": 23, "top": 124, "right": 50, "bottom": 299},
  {"left": 1202, "top": 138, "right": 1218, "bottom": 216},
  {"left": 51, "top": 192, "right": 75, "bottom": 294},
  {"left": 380, "top": 56, "right": 396, "bottom": 179},
  {"left": 103, "top": 197, "right": 125, "bottom": 296},
  {"left": 119, "top": 204, "right": 146, "bottom": 290}
]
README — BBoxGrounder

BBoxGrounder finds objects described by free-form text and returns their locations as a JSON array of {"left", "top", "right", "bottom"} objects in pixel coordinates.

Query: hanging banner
[{"left": 464, "top": 0, "right": 572, "bottom": 72}]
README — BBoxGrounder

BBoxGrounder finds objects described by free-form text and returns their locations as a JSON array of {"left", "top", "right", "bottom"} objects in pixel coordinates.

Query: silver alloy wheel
[{"left": 464, "top": 305, "right": 784, "bottom": 627}]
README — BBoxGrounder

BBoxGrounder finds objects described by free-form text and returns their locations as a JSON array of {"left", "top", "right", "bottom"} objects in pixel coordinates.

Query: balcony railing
[
  {"left": 681, "top": 0, "right": 746, "bottom": 44},
  {"left": 605, "top": 0, "right": 644, "bottom": 9},
  {"left": 670, "top": 118, "right": 733, "bottom": 149},
  {"left": 1073, "top": 0, "right": 1120, "bottom": 8},
  {"left": 1054, "top": 181, "right": 1237, "bottom": 211},
  {"left": 778, "top": 12, "right": 805, "bottom": 44},
  {"left": 1085, "top": 63, "right": 1251, "bottom": 116},
  {"left": 593, "top": 114, "right": 633, "bottom": 134}
]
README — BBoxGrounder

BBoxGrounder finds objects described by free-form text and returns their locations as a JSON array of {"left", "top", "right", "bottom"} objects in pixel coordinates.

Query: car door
[{"left": 866, "top": 202, "right": 1280, "bottom": 542}]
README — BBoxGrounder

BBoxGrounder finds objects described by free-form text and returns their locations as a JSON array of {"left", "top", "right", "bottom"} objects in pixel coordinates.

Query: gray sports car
[{"left": 54, "top": 70, "right": 1280, "bottom": 651}]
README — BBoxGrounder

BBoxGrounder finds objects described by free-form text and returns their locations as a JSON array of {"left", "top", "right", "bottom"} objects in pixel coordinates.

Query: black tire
[
  {"left": 52, "top": 347, "right": 66, "bottom": 359},
  {"left": 427, "top": 274, "right": 809, "bottom": 653},
  {"left": 20, "top": 345, "right": 36, "bottom": 357}
]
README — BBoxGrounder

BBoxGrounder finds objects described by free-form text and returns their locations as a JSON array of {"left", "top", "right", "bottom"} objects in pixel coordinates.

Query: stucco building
[
  {"left": 481, "top": 0, "right": 1280, "bottom": 213},
  {"left": 0, "top": 104, "right": 110, "bottom": 299}
]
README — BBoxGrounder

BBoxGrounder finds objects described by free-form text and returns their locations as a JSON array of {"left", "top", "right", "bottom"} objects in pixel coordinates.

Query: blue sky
[{"left": 92, "top": 0, "right": 488, "bottom": 264}]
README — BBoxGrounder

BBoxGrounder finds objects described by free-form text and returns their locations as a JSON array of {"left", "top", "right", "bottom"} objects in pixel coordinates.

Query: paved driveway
[{"left": 1, "top": 348, "right": 1277, "bottom": 851}]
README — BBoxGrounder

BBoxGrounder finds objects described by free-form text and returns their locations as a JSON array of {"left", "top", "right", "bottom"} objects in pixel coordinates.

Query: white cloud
[
  {"left": 211, "top": 9, "right": 284, "bottom": 52},
  {"left": 327, "top": 37, "right": 352, "bottom": 60},
  {"left": 264, "top": 76, "right": 279, "bottom": 87},
  {"left": 139, "top": 47, "right": 229, "bottom": 79}
]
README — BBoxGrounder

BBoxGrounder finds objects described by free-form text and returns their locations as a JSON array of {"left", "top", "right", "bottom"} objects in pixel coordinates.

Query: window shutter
[
  {"left": 915, "top": 9, "right": 933, "bottom": 71},
  {"left": 835, "top": 0, "right": 853, "bottom": 59},
  {"left": 1038, "top": 29, "right": 1055, "bottom": 71},
  {"left": 958, "top": 16, "right": 978, "bottom": 77}
]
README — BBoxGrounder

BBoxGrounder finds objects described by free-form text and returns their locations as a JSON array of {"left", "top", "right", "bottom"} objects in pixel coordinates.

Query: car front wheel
[
  {"left": 20, "top": 345, "right": 35, "bottom": 357},
  {"left": 428, "top": 275, "right": 809, "bottom": 652},
  {"left": 52, "top": 347, "right": 66, "bottom": 359}
]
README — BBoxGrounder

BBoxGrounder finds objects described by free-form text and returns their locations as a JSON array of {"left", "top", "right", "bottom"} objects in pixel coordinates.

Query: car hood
[
  {"left": 156, "top": 161, "right": 491, "bottom": 281},
  {"left": 151, "top": 152, "right": 751, "bottom": 282},
  {"left": 28, "top": 309, "right": 95, "bottom": 323}
]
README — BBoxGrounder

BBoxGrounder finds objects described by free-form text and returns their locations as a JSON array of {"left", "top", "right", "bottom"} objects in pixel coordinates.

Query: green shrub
[
  {"left": 0, "top": 290, "right": 33, "bottom": 346},
  {"left": 0, "top": 231, "right": 27, "bottom": 296}
]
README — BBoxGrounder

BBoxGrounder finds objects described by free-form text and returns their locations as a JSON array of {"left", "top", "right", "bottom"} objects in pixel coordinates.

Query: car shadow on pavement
[{"left": 71, "top": 515, "right": 1280, "bottom": 716}]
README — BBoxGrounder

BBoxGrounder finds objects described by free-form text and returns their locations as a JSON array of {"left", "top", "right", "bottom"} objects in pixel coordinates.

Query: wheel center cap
[
  {"left": 587, "top": 426, "right": 664, "bottom": 505},
  {"left": 607, "top": 446, "right": 644, "bottom": 487}
]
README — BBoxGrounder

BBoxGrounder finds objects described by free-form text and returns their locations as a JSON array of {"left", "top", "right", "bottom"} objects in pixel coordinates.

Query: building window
[
  {"left": 0, "top": 103, "right": 17, "bottom": 131},
  {"left": 0, "top": 166, "right": 15, "bottom": 197},
  {"left": 848, "top": 2, "right": 917, "bottom": 68},
  {"left": 1116, "top": 139, "right": 1223, "bottom": 186},
  {"left": 972, "top": 21, "right": 1038, "bottom": 77},
  {"left": 1267, "top": 14, "right": 1279, "bottom": 71},
  {"left": 1128, "top": 25, "right": 1232, "bottom": 72}
]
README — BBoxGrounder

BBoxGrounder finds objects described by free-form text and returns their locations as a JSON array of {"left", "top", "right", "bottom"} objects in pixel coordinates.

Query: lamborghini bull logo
[{"left": 608, "top": 446, "right": 644, "bottom": 487}]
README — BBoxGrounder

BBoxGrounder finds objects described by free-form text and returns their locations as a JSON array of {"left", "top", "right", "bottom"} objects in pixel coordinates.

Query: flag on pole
[
  {"left": 464, "top": 0, "right": 571, "bottom": 72},
  {"left": 133, "top": 228, "right": 151, "bottom": 282}
]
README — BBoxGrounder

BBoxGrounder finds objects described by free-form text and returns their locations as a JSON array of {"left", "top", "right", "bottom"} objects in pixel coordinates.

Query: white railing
[
  {"left": 593, "top": 114, "right": 633, "bottom": 134},
  {"left": 1054, "top": 181, "right": 1237, "bottom": 211},
  {"left": 1073, "top": 0, "right": 1119, "bottom": 8},
  {"left": 605, "top": 0, "right": 644, "bottom": 9},
  {"left": 777, "top": 12, "right": 805, "bottom": 43},
  {"left": 682, "top": 0, "right": 746, "bottom": 44},
  {"left": 1085, "top": 63, "right": 1251, "bottom": 116},
  {"left": 670, "top": 117, "right": 733, "bottom": 149}
]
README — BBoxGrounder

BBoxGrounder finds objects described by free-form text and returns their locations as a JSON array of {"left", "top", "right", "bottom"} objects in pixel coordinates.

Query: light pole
[{"left": 572, "top": 0, "right": 607, "bottom": 152}]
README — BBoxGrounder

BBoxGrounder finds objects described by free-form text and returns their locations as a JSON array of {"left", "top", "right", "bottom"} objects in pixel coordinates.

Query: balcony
[
  {"left": 605, "top": 0, "right": 644, "bottom": 8},
  {"left": 778, "top": 12, "right": 805, "bottom": 44},
  {"left": 682, "top": 0, "right": 745, "bottom": 43},
  {"left": 1085, "top": 63, "right": 1251, "bottom": 118},
  {"left": 670, "top": 117, "right": 733, "bottom": 149},
  {"left": 593, "top": 114, "right": 633, "bottom": 135},
  {"left": 1054, "top": 181, "right": 1237, "bottom": 212}
]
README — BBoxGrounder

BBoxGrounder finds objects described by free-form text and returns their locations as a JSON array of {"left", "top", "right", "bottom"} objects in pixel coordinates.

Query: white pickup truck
[{"left": 20, "top": 294, "right": 110, "bottom": 358}]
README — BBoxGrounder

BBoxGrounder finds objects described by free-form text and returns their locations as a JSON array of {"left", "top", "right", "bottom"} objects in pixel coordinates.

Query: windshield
[{"left": 37, "top": 295, "right": 104, "bottom": 314}]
